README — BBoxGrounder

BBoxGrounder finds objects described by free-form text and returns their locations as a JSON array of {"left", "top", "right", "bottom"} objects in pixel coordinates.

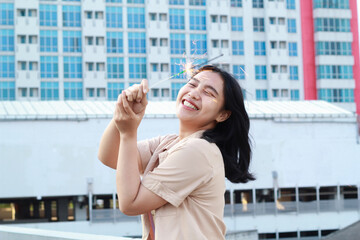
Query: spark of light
[
  {"left": 239, "top": 65, "right": 249, "bottom": 77},
  {"left": 148, "top": 54, "right": 224, "bottom": 90}
]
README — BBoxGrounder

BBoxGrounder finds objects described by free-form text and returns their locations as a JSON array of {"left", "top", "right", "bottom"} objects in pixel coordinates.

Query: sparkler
[{"left": 148, "top": 54, "right": 224, "bottom": 89}]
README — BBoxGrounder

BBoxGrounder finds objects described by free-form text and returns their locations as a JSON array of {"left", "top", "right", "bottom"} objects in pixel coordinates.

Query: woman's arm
[
  {"left": 114, "top": 84, "right": 167, "bottom": 215},
  {"left": 98, "top": 119, "right": 143, "bottom": 173},
  {"left": 99, "top": 119, "right": 147, "bottom": 176},
  {"left": 98, "top": 119, "right": 120, "bottom": 169}
]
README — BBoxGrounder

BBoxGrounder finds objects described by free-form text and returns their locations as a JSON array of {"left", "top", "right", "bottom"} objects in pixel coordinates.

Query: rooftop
[{"left": 0, "top": 100, "right": 355, "bottom": 121}]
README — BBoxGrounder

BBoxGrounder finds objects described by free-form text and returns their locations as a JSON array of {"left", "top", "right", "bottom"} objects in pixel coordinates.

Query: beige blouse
[{"left": 138, "top": 130, "right": 226, "bottom": 240}]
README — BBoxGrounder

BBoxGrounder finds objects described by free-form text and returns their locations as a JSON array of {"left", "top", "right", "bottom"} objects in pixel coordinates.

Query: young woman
[{"left": 98, "top": 65, "right": 254, "bottom": 239}]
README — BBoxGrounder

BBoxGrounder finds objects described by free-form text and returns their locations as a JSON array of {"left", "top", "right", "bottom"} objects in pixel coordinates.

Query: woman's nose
[{"left": 188, "top": 88, "right": 200, "bottom": 99}]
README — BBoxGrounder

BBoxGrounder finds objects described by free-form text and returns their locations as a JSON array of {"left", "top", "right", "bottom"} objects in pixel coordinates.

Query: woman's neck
[
  {"left": 178, "top": 125, "right": 205, "bottom": 140},
  {"left": 179, "top": 121, "right": 216, "bottom": 140}
]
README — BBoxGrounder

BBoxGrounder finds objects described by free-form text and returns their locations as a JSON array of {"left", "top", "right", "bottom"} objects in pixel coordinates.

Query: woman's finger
[
  {"left": 118, "top": 92, "right": 127, "bottom": 114},
  {"left": 117, "top": 91, "right": 123, "bottom": 103},
  {"left": 124, "top": 89, "right": 134, "bottom": 102},
  {"left": 122, "top": 91, "right": 136, "bottom": 118},
  {"left": 142, "top": 79, "right": 149, "bottom": 94},
  {"left": 136, "top": 84, "right": 143, "bottom": 103}
]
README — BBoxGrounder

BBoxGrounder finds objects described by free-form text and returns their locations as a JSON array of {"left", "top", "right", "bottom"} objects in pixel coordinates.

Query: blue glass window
[
  {"left": 169, "top": 9, "right": 185, "bottom": 30},
  {"left": 316, "top": 41, "right": 352, "bottom": 55},
  {"left": 189, "top": 10, "right": 206, "bottom": 30},
  {"left": 40, "top": 4, "right": 57, "bottom": 27},
  {"left": 40, "top": 30, "right": 58, "bottom": 52},
  {"left": 171, "top": 58, "right": 187, "bottom": 80},
  {"left": 169, "top": 0, "right": 184, "bottom": 5},
  {"left": 63, "top": 31, "right": 81, "bottom": 52},
  {"left": 63, "top": 0, "right": 81, "bottom": 1},
  {"left": 289, "top": 66, "right": 298, "bottom": 80},
  {"left": 0, "top": 55, "right": 15, "bottom": 78},
  {"left": 170, "top": 33, "right": 185, "bottom": 54},
  {"left": 253, "top": 18, "right": 265, "bottom": 32},
  {"left": 256, "top": 89, "right": 268, "bottom": 100},
  {"left": 232, "top": 41, "right": 244, "bottom": 55},
  {"left": 106, "top": 32, "right": 123, "bottom": 53},
  {"left": 63, "top": 5, "right": 81, "bottom": 27},
  {"left": 314, "top": 18, "right": 350, "bottom": 32},
  {"left": 107, "top": 82, "right": 124, "bottom": 100},
  {"left": 106, "top": 7, "right": 122, "bottom": 28},
  {"left": 288, "top": 42, "right": 297, "bottom": 56},
  {"left": 255, "top": 65, "right": 267, "bottom": 80},
  {"left": 64, "top": 82, "right": 83, "bottom": 100},
  {"left": 171, "top": 82, "right": 186, "bottom": 100},
  {"left": 41, "top": 81, "right": 59, "bottom": 100},
  {"left": 286, "top": 0, "right": 296, "bottom": 9},
  {"left": 231, "top": 17, "right": 243, "bottom": 31},
  {"left": 189, "top": 0, "right": 206, "bottom": 6},
  {"left": 64, "top": 56, "right": 82, "bottom": 78},
  {"left": 233, "top": 65, "right": 246, "bottom": 80},
  {"left": 318, "top": 88, "right": 354, "bottom": 102},
  {"left": 106, "top": 0, "right": 122, "bottom": 2},
  {"left": 287, "top": 19, "right": 296, "bottom": 33},
  {"left": 0, "top": 81, "right": 15, "bottom": 100},
  {"left": 128, "top": 0, "right": 144, "bottom": 3},
  {"left": 254, "top": 41, "right": 266, "bottom": 56},
  {"left": 190, "top": 34, "right": 207, "bottom": 55},
  {"left": 0, "top": 3, "right": 14, "bottom": 25},
  {"left": 313, "top": 0, "right": 349, "bottom": 9},
  {"left": 29, "top": 62, "right": 36, "bottom": 70},
  {"left": 253, "top": 0, "right": 264, "bottom": 8},
  {"left": 129, "top": 57, "right": 146, "bottom": 78},
  {"left": 128, "top": 32, "right": 146, "bottom": 53},
  {"left": 129, "top": 82, "right": 140, "bottom": 86},
  {"left": 0, "top": 29, "right": 14, "bottom": 52},
  {"left": 231, "top": 0, "right": 242, "bottom": 7},
  {"left": 316, "top": 65, "right": 353, "bottom": 79},
  {"left": 40, "top": 56, "right": 58, "bottom": 78},
  {"left": 290, "top": 89, "right": 299, "bottom": 100},
  {"left": 107, "top": 57, "right": 124, "bottom": 78},
  {"left": 127, "top": 7, "right": 145, "bottom": 28}
]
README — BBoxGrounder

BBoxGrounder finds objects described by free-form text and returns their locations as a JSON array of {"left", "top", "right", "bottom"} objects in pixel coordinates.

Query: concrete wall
[{"left": 1, "top": 115, "right": 360, "bottom": 198}]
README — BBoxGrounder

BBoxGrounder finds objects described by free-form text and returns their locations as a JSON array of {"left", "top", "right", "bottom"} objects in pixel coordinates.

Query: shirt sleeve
[
  {"left": 141, "top": 139, "right": 214, "bottom": 207},
  {"left": 137, "top": 136, "right": 163, "bottom": 174}
]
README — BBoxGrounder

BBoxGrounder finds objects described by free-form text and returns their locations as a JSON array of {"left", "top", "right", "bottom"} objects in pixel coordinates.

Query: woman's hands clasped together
[{"left": 113, "top": 79, "right": 149, "bottom": 136}]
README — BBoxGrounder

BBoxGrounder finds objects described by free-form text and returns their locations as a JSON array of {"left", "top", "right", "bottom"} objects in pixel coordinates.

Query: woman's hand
[{"left": 113, "top": 79, "right": 149, "bottom": 136}]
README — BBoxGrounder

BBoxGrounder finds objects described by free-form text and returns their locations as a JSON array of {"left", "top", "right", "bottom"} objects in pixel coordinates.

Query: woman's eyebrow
[{"left": 191, "top": 77, "right": 219, "bottom": 96}]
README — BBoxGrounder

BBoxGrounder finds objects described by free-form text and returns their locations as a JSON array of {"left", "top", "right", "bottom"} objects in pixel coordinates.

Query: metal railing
[
  {"left": 223, "top": 198, "right": 359, "bottom": 217},
  {"left": 91, "top": 209, "right": 141, "bottom": 223},
  {"left": 91, "top": 198, "right": 359, "bottom": 222}
]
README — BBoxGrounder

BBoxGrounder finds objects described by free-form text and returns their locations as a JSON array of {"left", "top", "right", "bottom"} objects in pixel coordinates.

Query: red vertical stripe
[
  {"left": 301, "top": 0, "right": 317, "bottom": 100},
  {"left": 350, "top": 0, "right": 360, "bottom": 114}
]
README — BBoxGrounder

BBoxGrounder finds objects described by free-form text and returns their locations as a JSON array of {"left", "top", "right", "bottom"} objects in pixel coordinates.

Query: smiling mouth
[{"left": 182, "top": 99, "right": 199, "bottom": 110}]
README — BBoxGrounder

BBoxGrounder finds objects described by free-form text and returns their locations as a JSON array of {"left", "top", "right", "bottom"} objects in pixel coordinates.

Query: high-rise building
[{"left": 0, "top": 0, "right": 359, "bottom": 113}]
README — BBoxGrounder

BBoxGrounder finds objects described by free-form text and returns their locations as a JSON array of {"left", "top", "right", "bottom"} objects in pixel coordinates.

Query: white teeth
[{"left": 183, "top": 100, "right": 198, "bottom": 110}]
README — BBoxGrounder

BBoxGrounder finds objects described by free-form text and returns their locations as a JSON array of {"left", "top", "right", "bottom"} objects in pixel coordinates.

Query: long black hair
[{"left": 194, "top": 65, "right": 255, "bottom": 184}]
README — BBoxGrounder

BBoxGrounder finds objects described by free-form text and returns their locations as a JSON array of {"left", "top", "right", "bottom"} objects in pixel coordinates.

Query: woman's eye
[
  {"left": 188, "top": 82, "right": 196, "bottom": 87},
  {"left": 204, "top": 90, "right": 214, "bottom": 97}
]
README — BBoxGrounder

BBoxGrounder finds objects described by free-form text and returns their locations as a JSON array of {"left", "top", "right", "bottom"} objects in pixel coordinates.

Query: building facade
[{"left": 0, "top": 0, "right": 359, "bottom": 112}]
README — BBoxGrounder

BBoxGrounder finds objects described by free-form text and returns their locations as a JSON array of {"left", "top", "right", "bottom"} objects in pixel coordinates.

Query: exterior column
[
  {"left": 300, "top": 0, "right": 317, "bottom": 100},
  {"left": 350, "top": 0, "right": 360, "bottom": 114}
]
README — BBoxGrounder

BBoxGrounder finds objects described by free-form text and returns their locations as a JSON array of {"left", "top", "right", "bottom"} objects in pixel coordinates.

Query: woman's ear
[{"left": 216, "top": 110, "right": 231, "bottom": 123}]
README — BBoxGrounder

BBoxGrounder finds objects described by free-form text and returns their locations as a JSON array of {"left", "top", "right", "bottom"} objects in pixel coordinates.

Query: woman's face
[{"left": 176, "top": 70, "right": 230, "bottom": 130}]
